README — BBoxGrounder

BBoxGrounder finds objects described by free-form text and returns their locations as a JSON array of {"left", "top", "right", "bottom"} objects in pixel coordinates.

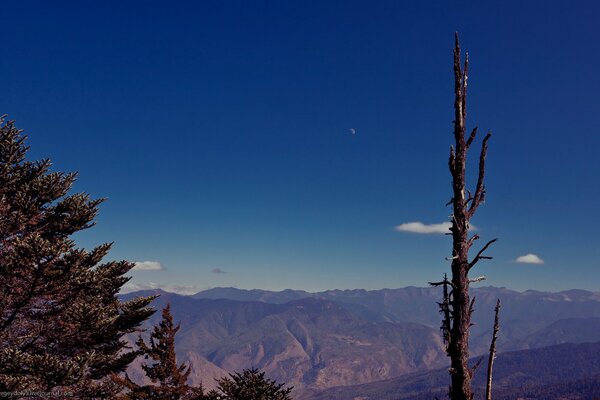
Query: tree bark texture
[{"left": 445, "top": 33, "right": 496, "bottom": 400}]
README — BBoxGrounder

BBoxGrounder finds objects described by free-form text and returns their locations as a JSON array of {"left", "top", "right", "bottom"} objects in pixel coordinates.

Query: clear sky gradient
[{"left": 2, "top": 1, "right": 599, "bottom": 293}]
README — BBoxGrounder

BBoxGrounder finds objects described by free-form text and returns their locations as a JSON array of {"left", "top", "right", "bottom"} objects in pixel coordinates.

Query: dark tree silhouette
[
  {"left": 485, "top": 299, "right": 501, "bottom": 400},
  {"left": 430, "top": 34, "right": 499, "bottom": 400},
  {"left": 206, "top": 368, "right": 293, "bottom": 400},
  {"left": 0, "top": 116, "right": 156, "bottom": 397},
  {"left": 114, "top": 304, "right": 204, "bottom": 400}
]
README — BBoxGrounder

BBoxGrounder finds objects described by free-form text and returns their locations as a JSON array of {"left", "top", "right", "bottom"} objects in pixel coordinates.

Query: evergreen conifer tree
[
  {"left": 206, "top": 368, "right": 292, "bottom": 400},
  {"left": 114, "top": 304, "right": 204, "bottom": 400},
  {"left": 0, "top": 116, "right": 156, "bottom": 397}
]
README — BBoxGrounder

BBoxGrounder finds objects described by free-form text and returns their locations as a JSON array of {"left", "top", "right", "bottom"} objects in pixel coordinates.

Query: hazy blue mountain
[
  {"left": 190, "top": 287, "right": 311, "bottom": 303},
  {"left": 123, "top": 287, "right": 600, "bottom": 393},
  {"left": 521, "top": 317, "right": 600, "bottom": 348},
  {"left": 122, "top": 291, "right": 446, "bottom": 391},
  {"left": 303, "top": 341, "right": 600, "bottom": 400},
  {"left": 191, "top": 286, "right": 600, "bottom": 354}
]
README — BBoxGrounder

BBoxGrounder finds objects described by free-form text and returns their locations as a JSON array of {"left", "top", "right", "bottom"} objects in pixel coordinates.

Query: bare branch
[
  {"left": 465, "top": 189, "right": 474, "bottom": 207},
  {"left": 453, "top": 33, "right": 465, "bottom": 147},
  {"left": 429, "top": 279, "right": 455, "bottom": 289},
  {"left": 429, "top": 281, "right": 447, "bottom": 287},
  {"left": 466, "top": 127, "right": 478, "bottom": 149},
  {"left": 467, "top": 234, "right": 480, "bottom": 249},
  {"left": 471, "top": 356, "right": 484, "bottom": 377},
  {"left": 486, "top": 299, "right": 501, "bottom": 400},
  {"left": 468, "top": 238, "right": 498, "bottom": 270},
  {"left": 442, "top": 274, "right": 452, "bottom": 350},
  {"left": 468, "top": 132, "right": 492, "bottom": 217},
  {"left": 431, "top": 274, "right": 454, "bottom": 353}
]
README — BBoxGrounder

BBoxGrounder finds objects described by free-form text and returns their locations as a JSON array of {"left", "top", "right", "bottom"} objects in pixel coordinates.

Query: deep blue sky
[{"left": 2, "top": 1, "right": 599, "bottom": 293}]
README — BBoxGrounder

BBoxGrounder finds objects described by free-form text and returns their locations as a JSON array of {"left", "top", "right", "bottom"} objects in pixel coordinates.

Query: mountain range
[
  {"left": 122, "top": 286, "right": 600, "bottom": 398},
  {"left": 302, "top": 341, "right": 600, "bottom": 400}
]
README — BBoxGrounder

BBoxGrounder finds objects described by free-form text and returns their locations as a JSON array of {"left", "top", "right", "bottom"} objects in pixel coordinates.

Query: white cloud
[
  {"left": 395, "top": 221, "right": 478, "bottom": 234},
  {"left": 120, "top": 282, "right": 201, "bottom": 296},
  {"left": 211, "top": 267, "right": 227, "bottom": 274},
  {"left": 515, "top": 254, "right": 544, "bottom": 265},
  {"left": 395, "top": 221, "right": 452, "bottom": 234},
  {"left": 132, "top": 261, "right": 164, "bottom": 271}
]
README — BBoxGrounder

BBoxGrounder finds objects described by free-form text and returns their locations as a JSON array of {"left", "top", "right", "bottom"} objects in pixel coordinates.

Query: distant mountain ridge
[
  {"left": 191, "top": 287, "right": 311, "bottom": 303},
  {"left": 191, "top": 286, "right": 600, "bottom": 301},
  {"left": 302, "top": 341, "right": 600, "bottom": 400},
  {"left": 123, "top": 291, "right": 447, "bottom": 392},
  {"left": 190, "top": 286, "right": 600, "bottom": 354},
  {"left": 122, "top": 286, "right": 600, "bottom": 395}
]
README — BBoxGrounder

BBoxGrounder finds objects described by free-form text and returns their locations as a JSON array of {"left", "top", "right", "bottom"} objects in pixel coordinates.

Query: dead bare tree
[
  {"left": 430, "top": 33, "right": 498, "bottom": 400},
  {"left": 486, "top": 299, "right": 501, "bottom": 400}
]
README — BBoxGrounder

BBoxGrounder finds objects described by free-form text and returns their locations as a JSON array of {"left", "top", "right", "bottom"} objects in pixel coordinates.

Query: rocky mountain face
[
  {"left": 124, "top": 291, "right": 447, "bottom": 392},
  {"left": 302, "top": 341, "right": 600, "bottom": 400},
  {"left": 122, "top": 286, "right": 600, "bottom": 395}
]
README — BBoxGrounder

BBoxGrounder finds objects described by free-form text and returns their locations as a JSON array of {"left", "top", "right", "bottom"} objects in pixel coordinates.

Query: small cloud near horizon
[
  {"left": 211, "top": 267, "right": 227, "bottom": 274},
  {"left": 120, "top": 282, "right": 201, "bottom": 295},
  {"left": 395, "top": 221, "right": 451, "bottom": 234},
  {"left": 132, "top": 261, "right": 164, "bottom": 271},
  {"left": 395, "top": 221, "right": 477, "bottom": 234},
  {"left": 515, "top": 254, "right": 544, "bottom": 265}
]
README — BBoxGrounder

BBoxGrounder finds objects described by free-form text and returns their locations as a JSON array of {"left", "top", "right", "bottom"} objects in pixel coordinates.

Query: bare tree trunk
[
  {"left": 486, "top": 299, "right": 501, "bottom": 400},
  {"left": 443, "top": 33, "right": 496, "bottom": 400}
]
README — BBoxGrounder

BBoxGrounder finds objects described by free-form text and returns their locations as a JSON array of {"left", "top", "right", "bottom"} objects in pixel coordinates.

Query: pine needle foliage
[
  {"left": 114, "top": 304, "right": 204, "bottom": 400},
  {"left": 206, "top": 368, "right": 293, "bottom": 400},
  {"left": 0, "top": 116, "right": 156, "bottom": 397}
]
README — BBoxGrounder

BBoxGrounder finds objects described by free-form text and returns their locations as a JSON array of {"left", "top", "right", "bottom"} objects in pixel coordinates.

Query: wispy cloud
[
  {"left": 211, "top": 267, "right": 227, "bottom": 274},
  {"left": 395, "top": 221, "right": 452, "bottom": 234},
  {"left": 515, "top": 254, "right": 544, "bottom": 265},
  {"left": 120, "top": 282, "right": 201, "bottom": 295},
  {"left": 132, "top": 260, "right": 164, "bottom": 271}
]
